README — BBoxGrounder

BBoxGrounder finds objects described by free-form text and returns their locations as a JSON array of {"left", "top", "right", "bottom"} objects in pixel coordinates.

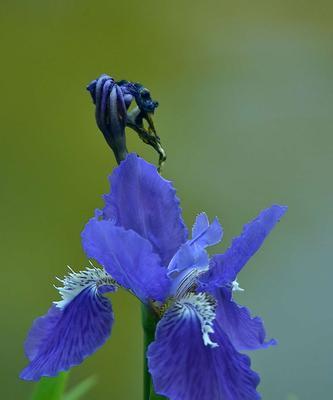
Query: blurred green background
[{"left": 1, "top": 1, "right": 332, "bottom": 399}]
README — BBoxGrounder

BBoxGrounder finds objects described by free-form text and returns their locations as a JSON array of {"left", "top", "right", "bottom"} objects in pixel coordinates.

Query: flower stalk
[
  {"left": 141, "top": 305, "right": 161, "bottom": 400},
  {"left": 141, "top": 304, "right": 168, "bottom": 399}
]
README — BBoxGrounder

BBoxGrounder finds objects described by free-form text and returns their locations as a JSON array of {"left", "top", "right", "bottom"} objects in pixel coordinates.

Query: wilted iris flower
[
  {"left": 20, "top": 154, "right": 286, "bottom": 400},
  {"left": 87, "top": 74, "right": 166, "bottom": 168}
]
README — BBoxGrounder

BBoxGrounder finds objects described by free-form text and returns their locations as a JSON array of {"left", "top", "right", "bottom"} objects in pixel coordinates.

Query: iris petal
[
  {"left": 102, "top": 154, "right": 188, "bottom": 265},
  {"left": 215, "top": 288, "right": 276, "bottom": 351},
  {"left": 191, "top": 212, "right": 223, "bottom": 248},
  {"left": 20, "top": 286, "right": 114, "bottom": 381},
  {"left": 168, "top": 213, "right": 222, "bottom": 276},
  {"left": 148, "top": 293, "right": 260, "bottom": 400},
  {"left": 201, "top": 205, "right": 287, "bottom": 289},
  {"left": 167, "top": 242, "right": 209, "bottom": 276},
  {"left": 82, "top": 217, "right": 170, "bottom": 302}
]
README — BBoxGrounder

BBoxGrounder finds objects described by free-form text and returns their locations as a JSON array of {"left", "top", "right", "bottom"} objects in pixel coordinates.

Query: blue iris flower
[{"left": 20, "top": 154, "right": 287, "bottom": 400}]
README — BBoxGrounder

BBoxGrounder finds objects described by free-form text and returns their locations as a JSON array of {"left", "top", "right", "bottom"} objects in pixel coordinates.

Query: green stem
[
  {"left": 149, "top": 384, "right": 168, "bottom": 400},
  {"left": 141, "top": 304, "right": 158, "bottom": 400},
  {"left": 31, "top": 372, "right": 68, "bottom": 400},
  {"left": 141, "top": 305, "right": 168, "bottom": 400}
]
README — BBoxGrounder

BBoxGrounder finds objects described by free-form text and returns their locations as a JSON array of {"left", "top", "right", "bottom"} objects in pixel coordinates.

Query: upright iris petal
[
  {"left": 20, "top": 267, "right": 115, "bottom": 381},
  {"left": 102, "top": 154, "right": 188, "bottom": 265}
]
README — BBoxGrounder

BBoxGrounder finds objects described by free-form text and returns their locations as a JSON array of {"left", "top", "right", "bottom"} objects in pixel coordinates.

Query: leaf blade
[{"left": 63, "top": 376, "right": 97, "bottom": 400}]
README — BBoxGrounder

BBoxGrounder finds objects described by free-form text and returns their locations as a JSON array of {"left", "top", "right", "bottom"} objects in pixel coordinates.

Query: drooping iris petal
[
  {"left": 215, "top": 288, "right": 276, "bottom": 351},
  {"left": 20, "top": 286, "right": 114, "bottom": 381},
  {"left": 191, "top": 212, "right": 223, "bottom": 248},
  {"left": 201, "top": 205, "right": 287, "bottom": 289},
  {"left": 148, "top": 293, "right": 260, "bottom": 400},
  {"left": 102, "top": 154, "right": 187, "bottom": 265},
  {"left": 82, "top": 217, "right": 170, "bottom": 302}
]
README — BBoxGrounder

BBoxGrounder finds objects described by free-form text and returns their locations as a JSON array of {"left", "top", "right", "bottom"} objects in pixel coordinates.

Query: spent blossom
[{"left": 87, "top": 74, "right": 166, "bottom": 169}]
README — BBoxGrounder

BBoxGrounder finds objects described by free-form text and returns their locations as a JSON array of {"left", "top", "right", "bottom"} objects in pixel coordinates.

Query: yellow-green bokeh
[{"left": 1, "top": 1, "right": 332, "bottom": 399}]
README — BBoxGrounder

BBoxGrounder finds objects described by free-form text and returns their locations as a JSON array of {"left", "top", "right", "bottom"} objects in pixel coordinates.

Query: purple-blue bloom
[{"left": 20, "top": 154, "right": 287, "bottom": 400}]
